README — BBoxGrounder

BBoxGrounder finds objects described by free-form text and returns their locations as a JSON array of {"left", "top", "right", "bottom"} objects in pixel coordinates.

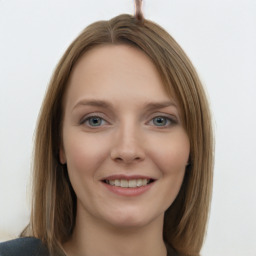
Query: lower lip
[{"left": 102, "top": 182, "right": 154, "bottom": 197}]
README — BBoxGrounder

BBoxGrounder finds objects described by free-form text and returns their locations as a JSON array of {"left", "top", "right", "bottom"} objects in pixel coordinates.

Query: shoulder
[{"left": 0, "top": 237, "right": 49, "bottom": 256}]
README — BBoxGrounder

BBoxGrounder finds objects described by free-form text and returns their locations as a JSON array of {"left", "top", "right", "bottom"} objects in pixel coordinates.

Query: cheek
[
  {"left": 148, "top": 130, "right": 190, "bottom": 174},
  {"left": 63, "top": 132, "right": 111, "bottom": 204},
  {"left": 63, "top": 131, "right": 110, "bottom": 175}
]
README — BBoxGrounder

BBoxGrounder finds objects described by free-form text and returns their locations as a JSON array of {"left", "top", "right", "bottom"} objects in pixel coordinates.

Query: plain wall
[{"left": 0, "top": 1, "right": 256, "bottom": 255}]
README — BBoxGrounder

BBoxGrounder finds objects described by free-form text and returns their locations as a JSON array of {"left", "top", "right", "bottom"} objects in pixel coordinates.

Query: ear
[{"left": 59, "top": 146, "right": 67, "bottom": 164}]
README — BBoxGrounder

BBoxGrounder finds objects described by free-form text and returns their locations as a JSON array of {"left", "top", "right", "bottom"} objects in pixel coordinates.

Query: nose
[{"left": 110, "top": 124, "right": 145, "bottom": 164}]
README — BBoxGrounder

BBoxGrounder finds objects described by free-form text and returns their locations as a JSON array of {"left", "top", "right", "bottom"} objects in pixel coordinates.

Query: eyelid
[{"left": 151, "top": 112, "right": 178, "bottom": 120}]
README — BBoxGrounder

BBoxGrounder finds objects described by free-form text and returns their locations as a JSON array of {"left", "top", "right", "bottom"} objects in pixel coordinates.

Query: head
[{"left": 22, "top": 14, "right": 213, "bottom": 256}]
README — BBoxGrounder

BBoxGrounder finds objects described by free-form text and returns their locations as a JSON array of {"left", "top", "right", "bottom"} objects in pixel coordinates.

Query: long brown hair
[{"left": 21, "top": 14, "right": 214, "bottom": 256}]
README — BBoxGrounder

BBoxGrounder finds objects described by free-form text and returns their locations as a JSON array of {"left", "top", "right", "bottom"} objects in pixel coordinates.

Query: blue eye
[
  {"left": 88, "top": 117, "right": 102, "bottom": 126},
  {"left": 151, "top": 116, "right": 175, "bottom": 127},
  {"left": 153, "top": 117, "right": 168, "bottom": 126},
  {"left": 83, "top": 116, "right": 106, "bottom": 127}
]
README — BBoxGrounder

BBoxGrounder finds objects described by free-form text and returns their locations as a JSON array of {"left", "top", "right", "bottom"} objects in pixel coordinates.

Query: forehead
[{"left": 64, "top": 44, "right": 178, "bottom": 109}]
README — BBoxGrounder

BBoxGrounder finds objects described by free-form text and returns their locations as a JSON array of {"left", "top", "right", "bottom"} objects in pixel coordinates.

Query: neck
[{"left": 63, "top": 208, "right": 167, "bottom": 256}]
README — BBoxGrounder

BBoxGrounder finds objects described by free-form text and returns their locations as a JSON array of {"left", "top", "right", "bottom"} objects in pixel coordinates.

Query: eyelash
[{"left": 80, "top": 113, "right": 177, "bottom": 128}]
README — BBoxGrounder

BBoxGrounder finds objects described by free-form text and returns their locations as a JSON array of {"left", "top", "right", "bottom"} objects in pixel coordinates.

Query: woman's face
[{"left": 60, "top": 44, "right": 190, "bottom": 229}]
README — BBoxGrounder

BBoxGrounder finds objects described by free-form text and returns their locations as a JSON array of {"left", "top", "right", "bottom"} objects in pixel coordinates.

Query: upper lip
[{"left": 101, "top": 174, "right": 156, "bottom": 181}]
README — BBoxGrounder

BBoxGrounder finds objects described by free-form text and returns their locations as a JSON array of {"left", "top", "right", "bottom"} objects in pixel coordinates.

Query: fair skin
[{"left": 60, "top": 44, "right": 190, "bottom": 256}]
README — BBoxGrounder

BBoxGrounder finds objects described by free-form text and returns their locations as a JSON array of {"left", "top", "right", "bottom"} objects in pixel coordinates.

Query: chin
[{"left": 104, "top": 208, "right": 162, "bottom": 230}]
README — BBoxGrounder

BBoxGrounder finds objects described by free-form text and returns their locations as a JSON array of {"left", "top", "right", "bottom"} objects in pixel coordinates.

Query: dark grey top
[
  {"left": 0, "top": 237, "right": 49, "bottom": 256},
  {"left": 0, "top": 237, "right": 179, "bottom": 256}
]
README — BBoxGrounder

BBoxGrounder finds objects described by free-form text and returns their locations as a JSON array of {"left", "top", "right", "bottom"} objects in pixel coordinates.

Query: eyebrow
[
  {"left": 72, "top": 99, "right": 177, "bottom": 112},
  {"left": 72, "top": 99, "right": 113, "bottom": 112},
  {"left": 143, "top": 101, "right": 177, "bottom": 111}
]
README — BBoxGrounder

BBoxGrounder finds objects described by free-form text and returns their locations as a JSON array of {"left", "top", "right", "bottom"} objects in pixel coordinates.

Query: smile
[
  {"left": 101, "top": 175, "right": 156, "bottom": 196},
  {"left": 104, "top": 179, "right": 151, "bottom": 188}
]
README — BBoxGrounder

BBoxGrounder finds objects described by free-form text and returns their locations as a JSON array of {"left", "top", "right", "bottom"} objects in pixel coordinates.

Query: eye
[
  {"left": 150, "top": 116, "right": 176, "bottom": 127},
  {"left": 81, "top": 115, "right": 107, "bottom": 127}
]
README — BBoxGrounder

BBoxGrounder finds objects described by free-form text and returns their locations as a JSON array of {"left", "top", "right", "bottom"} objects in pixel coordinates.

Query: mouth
[
  {"left": 102, "top": 178, "right": 155, "bottom": 188},
  {"left": 101, "top": 175, "right": 156, "bottom": 196}
]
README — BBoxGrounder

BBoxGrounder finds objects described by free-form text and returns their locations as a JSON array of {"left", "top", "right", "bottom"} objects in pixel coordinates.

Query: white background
[{"left": 0, "top": 1, "right": 256, "bottom": 255}]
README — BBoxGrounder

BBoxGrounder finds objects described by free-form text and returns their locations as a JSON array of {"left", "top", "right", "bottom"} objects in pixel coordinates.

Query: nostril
[{"left": 110, "top": 145, "right": 145, "bottom": 164}]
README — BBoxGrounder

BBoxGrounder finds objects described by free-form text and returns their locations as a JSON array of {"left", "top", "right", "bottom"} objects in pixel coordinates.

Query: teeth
[
  {"left": 121, "top": 179, "right": 129, "bottom": 188},
  {"left": 115, "top": 179, "right": 121, "bottom": 186},
  {"left": 109, "top": 180, "right": 115, "bottom": 185},
  {"left": 106, "top": 179, "right": 150, "bottom": 188},
  {"left": 128, "top": 180, "right": 137, "bottom": 188},
  {"left": 142, "top": 179, "right": 147, "bottom": 186},
  {"left": 136, "top": 179, "right": 143, "bottom": 187}
]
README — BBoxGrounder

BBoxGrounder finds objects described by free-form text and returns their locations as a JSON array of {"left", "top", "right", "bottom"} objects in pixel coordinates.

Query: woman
[{"left": 0, "top": 2, "right": 214, "bottom": 256}]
